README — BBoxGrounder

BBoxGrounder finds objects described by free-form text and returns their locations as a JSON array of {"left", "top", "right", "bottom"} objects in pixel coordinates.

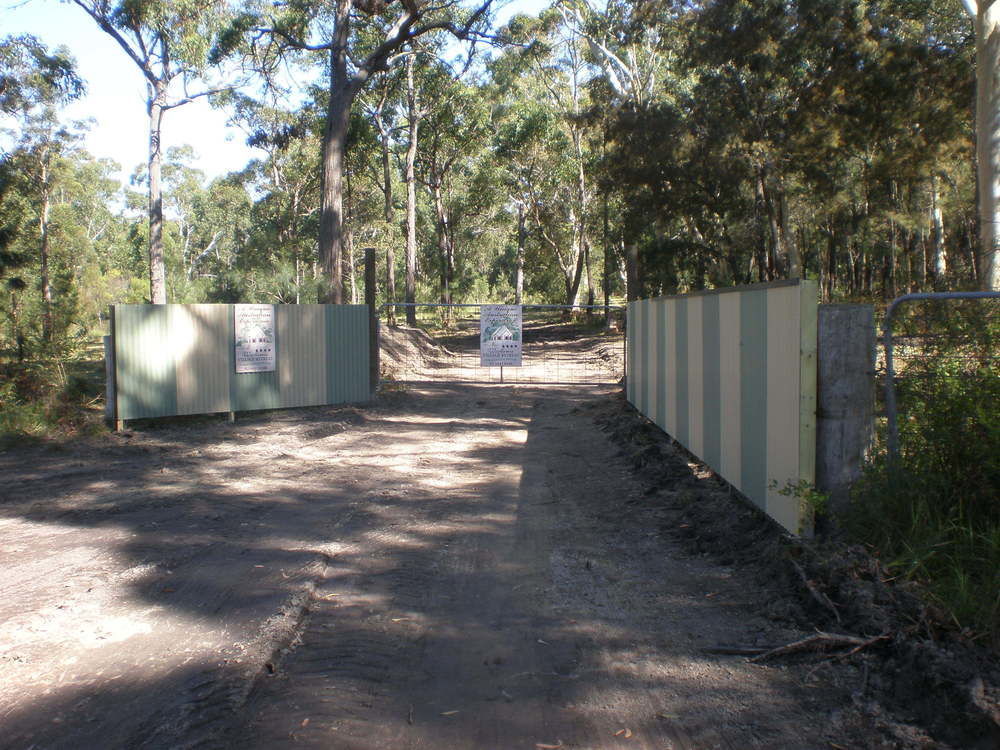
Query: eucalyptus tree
[
  {"left": 0, "top": 35, "right": 83, "bottom": 117},
  {"left": 961, "top": 0, "right": 1000, "bottom": 289},
  {"left": 68, "top": 0, "right": 231, "bottom": 304},
  {"left": 215, "top": 0, "right": 495, "bottom": 304},
  {"left": 557, "top": 0, "right": 680, "bottom": 297},
  {"left": 357, "top": 69, "right": 404, "bottom": 316},
  {"left": 226, "top": 93, "right": 322, "bottom": 302},
  {"left": 493, "top": 11, "right": 598, "bottom": 308},
  {"left": 0, "top": 35, "right": 82, "bottom": 291},
  {"left": 3, "top": 111, "right": 86, "bottom": 343},
  {"left": 415, "top": 63, "right": 491, "bottom": 316}
]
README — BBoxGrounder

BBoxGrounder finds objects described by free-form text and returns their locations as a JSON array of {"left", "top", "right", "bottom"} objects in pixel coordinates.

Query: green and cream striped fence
[
  {"left": 627, "top": 280, "right": 818, "bottom": 535},
  {"left": 108, "top": 304, "right": 372, "bottom": 423}
]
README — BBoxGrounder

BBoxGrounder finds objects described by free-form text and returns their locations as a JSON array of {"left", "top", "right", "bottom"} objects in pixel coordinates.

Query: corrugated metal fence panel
[
  {"left": 278, "top": 304, "right": 328, "bottom": 409},
  {"left": 173, "top": 305, "right": 231, "bottom": 416},
  {"left": 113, "top": 304, "right": 371, "bottom": 421},
  {"left": 325, "top": 305, "right": 370, "bottom": 404},
  {"left": 114, "top": 305, "right": 177, "bottom": 420},
  {"left": 625, "top": 281, "right": 818, "bottom": 535}
]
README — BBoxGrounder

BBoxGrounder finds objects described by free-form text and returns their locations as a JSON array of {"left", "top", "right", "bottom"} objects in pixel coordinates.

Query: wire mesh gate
[{"left": 378, "top": 303, "right": 626, "bottom": 385}]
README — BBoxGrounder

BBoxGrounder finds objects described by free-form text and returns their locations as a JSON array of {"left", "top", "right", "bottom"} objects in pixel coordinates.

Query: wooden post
[
  {"left": 364, "top": 248, "right": 379, "bottom": 395},
  {"left": 107, "top": 305, "right": 121, "bottom": 431}
]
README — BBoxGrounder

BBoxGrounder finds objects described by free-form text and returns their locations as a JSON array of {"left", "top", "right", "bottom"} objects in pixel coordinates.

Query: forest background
[{"left": 2, "top": 0, "right": 990, "bottom": 352}]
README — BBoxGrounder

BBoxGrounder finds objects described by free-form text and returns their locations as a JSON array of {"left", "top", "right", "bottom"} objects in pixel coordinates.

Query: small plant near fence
[{"left": 846, "top": 296, "right": 999, "bottom": 647}]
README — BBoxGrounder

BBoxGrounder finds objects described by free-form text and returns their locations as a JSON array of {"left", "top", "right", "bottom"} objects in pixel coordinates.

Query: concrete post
[
  {"left": 364, "top": 248, "right": 379, "bottom": 396},
  {"left": 816, "top": 304, "right": 875, "bottom": 516}
]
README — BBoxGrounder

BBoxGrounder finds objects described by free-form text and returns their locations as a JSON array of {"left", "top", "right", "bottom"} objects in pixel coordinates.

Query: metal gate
[{"left": 378, "top": 303, "right": 626, "bottom": 385}]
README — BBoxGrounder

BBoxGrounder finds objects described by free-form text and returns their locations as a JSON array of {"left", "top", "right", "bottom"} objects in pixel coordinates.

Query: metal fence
[
  {"left": 882, "top": 292, "right": 1000, "bottom": 459},
  {"left": 627, "top": 281, "right": 819, "bottom": 535},
  {"left": 109, "top": 304, "right": 372, "bottom": 423},
  {"left": 379, "top": 303, "right": 626, "bottom": 385}
]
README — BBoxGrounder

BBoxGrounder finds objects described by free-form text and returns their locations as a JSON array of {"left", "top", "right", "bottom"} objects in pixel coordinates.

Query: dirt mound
[
  {"left": 379, "top": 324, "right": 460, "bottom": 381},
  {"left": 589, "top": 393, "right": 1000, "bottom": 750}
]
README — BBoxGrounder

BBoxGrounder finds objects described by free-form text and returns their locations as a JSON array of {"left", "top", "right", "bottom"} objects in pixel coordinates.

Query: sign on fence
[
  {"left": 234, "top": 304, "right": 276, "bottom": 373},
  {"left": 480, "top": 304, "right": 522, "bottom": 367}
]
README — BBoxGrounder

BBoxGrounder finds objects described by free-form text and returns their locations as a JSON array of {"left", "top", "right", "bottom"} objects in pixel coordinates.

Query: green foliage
[
  {"left": 0, "top": 34, "right": 84, "bottom": 115},
  {"left": 771, "top": 479, "right": 830, "bottom": 533},
  {"left": 848, "top": 306, "right": 1000, "bottom": 645},
  {"left": 0, "top": 356, "right": 104, "bottom": 443}
]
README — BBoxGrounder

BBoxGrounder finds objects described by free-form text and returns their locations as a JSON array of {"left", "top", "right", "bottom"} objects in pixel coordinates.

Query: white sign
[
  {"left": 480, "top": 304, "right": 522, "bottom": 367},
  {"left": 234, "top": 304, "right": 276, "bottom": 373}
]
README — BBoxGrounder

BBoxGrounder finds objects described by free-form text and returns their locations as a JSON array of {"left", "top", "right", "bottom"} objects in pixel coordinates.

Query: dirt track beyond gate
[{"left": 2, "top": 384, "right": 884, "bottom": 749}]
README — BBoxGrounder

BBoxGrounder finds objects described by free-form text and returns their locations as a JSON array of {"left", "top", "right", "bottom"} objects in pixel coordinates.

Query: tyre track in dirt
[{"left": 218, "top": 385, "right": 856, "bottom": 749}]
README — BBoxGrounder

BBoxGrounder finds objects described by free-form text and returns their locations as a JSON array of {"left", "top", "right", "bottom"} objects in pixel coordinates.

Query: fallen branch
[
  {"left": 750, "top": 631, "right": 890, "bottom": 663},
  {"left": 790, "top": 558, "right": 841, "bottom": 625},
  {"left": 701, "top": 646, "right": 773, "bottom": 656}
]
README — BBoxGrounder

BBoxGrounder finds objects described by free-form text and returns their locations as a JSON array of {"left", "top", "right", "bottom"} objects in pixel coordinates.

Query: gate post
[
  {"left": 816, "top": 304, "right": 875, "bottom": 516},
  {"left": 364, "top": 248, "right": 379, "bottom": 396}
]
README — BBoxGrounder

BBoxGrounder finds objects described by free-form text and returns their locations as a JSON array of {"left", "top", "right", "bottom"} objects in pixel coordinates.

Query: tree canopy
[{"left": 0, "top": 0, "right": 990, "bottom": 361}]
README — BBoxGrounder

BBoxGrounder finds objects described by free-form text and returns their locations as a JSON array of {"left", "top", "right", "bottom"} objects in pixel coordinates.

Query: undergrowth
[
  {"left": 846, "top": 314, "right": 999, "bottom": 649},
  {"left": 0, "top": 357, "right": 105, "bottom": 444}
]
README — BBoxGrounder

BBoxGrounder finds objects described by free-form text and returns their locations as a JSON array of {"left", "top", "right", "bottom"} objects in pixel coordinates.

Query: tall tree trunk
[
  {"left": 930, "top": 175, "right": 948, "bottom": 286},
  {"left": 565, "top": 243, "right": 586, "bottom": 308},
  {"left": 919, "top": 229, "right": 928, "bottom": 289},
  {"left": 386, "top": 247, "right": 396, "bottom": 325},
  {"left": 779, "top": 187, "right": 800, "bottom": 278},
  {"left": 758, "top": 168, "right": 779, "bottom": 281},
  {"left": 318, "top": 0, "right": 352, "bottom": 305},
  {"left": 431, "top": 180, "right": 453, "bottom": 324},
  {"left": 346, "top": 227, "right": 357, "bottom": 303},
  {"left": 975, "top": 2, "right": 1000, "bottom": 290},
  {"left": 148, "top": 85, "right": 167, "bottom": 304},
  {"left": 827, "top": 222, "right": 838, "bottom": 299},
  {"left": 584, "top": 239, "right": 595, "bottom": 314},
  {"left": 573, "top": 128, "right": 589, "bottom": 309},
  {"left": 38, "top": 154, "right": 53, "bottom": 342},
  {"left": 625, "top": 242, "right": 641, "bottom": 301},
  {"left": 516, "top": 201, "right": 526, "bottom": 305},
  {"left": 888, "top": 219, "right": 897, "bottom": 300},
  {"left": 295, "top": 252, "right": 301, "bottom": 304},
  {"left": 602, "top": 193, "right": 611, "bottom": 327},
  {"left": 404, "top": 54, "right": 419, "bottom": 326},
  {"left": 382, "top": 124, "right": 396, "bottom": 324}
]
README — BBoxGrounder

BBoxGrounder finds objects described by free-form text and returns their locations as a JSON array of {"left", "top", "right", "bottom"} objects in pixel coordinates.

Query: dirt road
[{"left": 2, "top": 384, "right": 876, "bottom": 748}]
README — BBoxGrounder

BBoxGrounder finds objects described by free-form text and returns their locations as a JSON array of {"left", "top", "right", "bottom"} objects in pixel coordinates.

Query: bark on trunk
[
  {"left": 431, "top": 181, "right": 454, "bottom": 323},
  {"left": 625, "top": 242, "right": 641, "bottom": 301},
  {"left": 779, "top": 188, "right": 801, "bottom": 279},
  {"left": 38, "top": 155, "right": 53, "bottom": 342},
  {"left": 148, "top": 86, "right": 167, "bottom": 304},
  {"left": 602, "top": 194, "right": 611, "bottom": 327},
  {"left": 404, "top": 55, "right": 419, "bottom": 326},
  {"left": 379, "top": 108, "right": 396, "bottom": 324},
  {"left": 386, "top": 247, "right": 396, "bottom": 325},
  {"left": 318, "top": 0, "right": 353, "bottom": 305},
  {"left": 976, "top": 3, "right": 1000, "bottom": 290},
  {"left": 930, "top": 175, "right": 947, "bottom": 286},
  {"left": 346, "top": 227, "right": 357, "bottom": 304},
  {"left": 565, "top": 243, "right": 585, "bottom": 308},
  {"left": 516, "top": 202, "right": 526, "bottom": 305}
]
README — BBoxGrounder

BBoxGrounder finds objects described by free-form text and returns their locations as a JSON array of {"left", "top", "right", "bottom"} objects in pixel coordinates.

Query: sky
[
  {"left": 2, "top": 0, "right": 545, "bottom": 184},
  {"left": 4, "top": 0, "right": 265, "bottom": 182}
]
